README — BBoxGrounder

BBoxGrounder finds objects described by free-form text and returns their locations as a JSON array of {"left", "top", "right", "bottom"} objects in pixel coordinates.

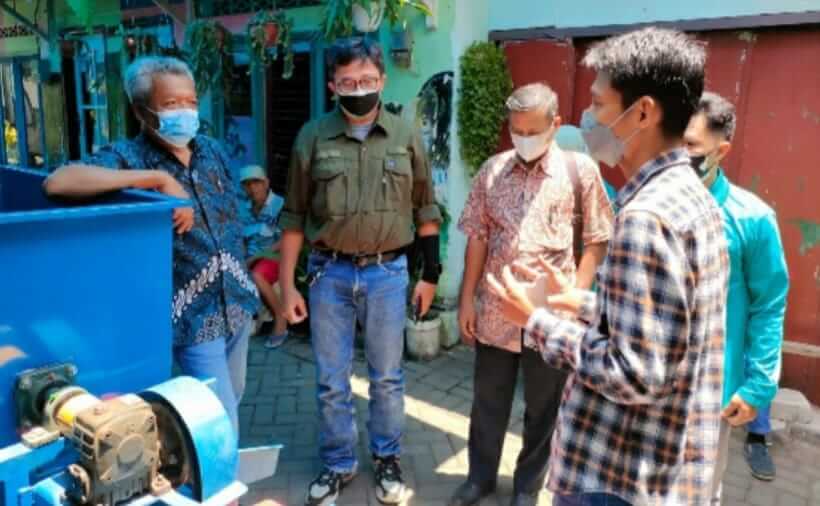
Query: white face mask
[{"left": 511, "top": 129, "right": 553, "bottom": 162}]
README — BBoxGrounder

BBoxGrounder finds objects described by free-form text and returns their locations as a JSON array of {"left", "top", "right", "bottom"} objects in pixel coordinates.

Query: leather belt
[{"left": 317, "top": 248, "right": 406, "bottom": 268}]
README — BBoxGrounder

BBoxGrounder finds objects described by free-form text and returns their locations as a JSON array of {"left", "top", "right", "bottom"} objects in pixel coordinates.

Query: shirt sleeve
[
  {"left": 279, "top": 125, "right": 313, "bottom": 232},
  {"left": 736, "top": 212, "right": 790, "bottom": 408},
  {"left": 457, "top": 163, "right": 491, "bottom": 243},
  {"left": 409, "top": 130, "right": 442, "bottom": 225},
  {"left": 576, "top": 153, "right": 614, "bottom": 246},
  {"left": 524, "top": 210, "right": 694, "bottom": 405}
]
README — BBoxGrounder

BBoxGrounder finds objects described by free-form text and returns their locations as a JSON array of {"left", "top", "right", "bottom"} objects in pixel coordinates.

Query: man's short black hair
[
  {"left": 583, "top": 27, "right": 706, "bottom": 139},
  {"left": 696, "top": 91, "right": 736, "bottom": 141},
  {"left": 326, "top": 37, "right": 385, "bottom": 80}
]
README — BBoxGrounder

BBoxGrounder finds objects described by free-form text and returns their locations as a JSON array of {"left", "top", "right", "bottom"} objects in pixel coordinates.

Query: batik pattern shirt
[
  {"left": 459, "top": 145, "right": 613, "bottom": 352},
  {"left": 85, "top": 133, "right": 260, "bottom": 347}
]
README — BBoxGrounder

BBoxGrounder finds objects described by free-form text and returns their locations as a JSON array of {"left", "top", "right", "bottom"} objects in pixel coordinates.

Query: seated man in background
[{"left": 239, "top": 164, "right": 289, "bottom": 349}]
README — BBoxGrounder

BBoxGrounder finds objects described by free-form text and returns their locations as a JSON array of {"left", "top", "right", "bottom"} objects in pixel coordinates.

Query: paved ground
[{"left": 238, "top": 336, "right": 820, "bottom": 506}]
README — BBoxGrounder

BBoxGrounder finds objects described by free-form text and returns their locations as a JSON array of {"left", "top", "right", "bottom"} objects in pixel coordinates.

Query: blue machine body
[
  {"left": 0, "top": 167, "right": 280, "bottom": 506},
  {"left": 0, "top": 166, "right": 182, "bottom": 448}
]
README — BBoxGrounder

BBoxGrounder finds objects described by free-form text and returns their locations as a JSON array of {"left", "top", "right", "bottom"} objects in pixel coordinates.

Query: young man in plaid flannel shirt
[{"left": 488, "top": 27, "right": 730, "bottom": 506}]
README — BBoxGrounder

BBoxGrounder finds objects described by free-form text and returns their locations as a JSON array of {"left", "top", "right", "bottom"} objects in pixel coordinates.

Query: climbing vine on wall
[{"left": 457, "top": 41, "right": 512, "bottom": 177}]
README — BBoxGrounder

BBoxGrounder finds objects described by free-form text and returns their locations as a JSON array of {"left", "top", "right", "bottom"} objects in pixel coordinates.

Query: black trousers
[{"left": 467, "top": 340, "right": 568, "bottom": 494}]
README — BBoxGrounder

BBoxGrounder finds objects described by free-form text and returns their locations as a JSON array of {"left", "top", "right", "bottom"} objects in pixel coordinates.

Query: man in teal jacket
[{"left": 685, "top": 92, "right": 789, "bottom": 494}]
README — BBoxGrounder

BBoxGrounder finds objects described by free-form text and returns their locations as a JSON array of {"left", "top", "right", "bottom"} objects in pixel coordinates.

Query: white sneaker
[{"left": 373, "top": 455, "right": 407, "bottom": 504}]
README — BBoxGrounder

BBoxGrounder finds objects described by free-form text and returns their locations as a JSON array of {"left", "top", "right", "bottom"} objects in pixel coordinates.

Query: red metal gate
[{"left": 502, "top": 27, "right": 820, "bottom": 403}]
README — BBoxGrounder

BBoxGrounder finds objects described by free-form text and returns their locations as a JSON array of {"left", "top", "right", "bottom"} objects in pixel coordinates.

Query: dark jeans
[
  {"left": 553, "top": 493, "right": 631, "bottom": 506},
  {"left": 467, "top": 340, "right": 568, "bottom": 494}
]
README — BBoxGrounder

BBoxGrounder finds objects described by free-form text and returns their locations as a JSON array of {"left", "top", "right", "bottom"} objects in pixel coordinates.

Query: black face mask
[
  {"left": 689, "top": 154, "right": 709, "bottom": 177},
  {"left": 338, "top": 92, "right": 380, "bottom": 117}
]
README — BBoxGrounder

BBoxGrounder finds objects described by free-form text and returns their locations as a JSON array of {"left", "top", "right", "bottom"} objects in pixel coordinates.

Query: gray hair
[
  {"left": 506, "top": 82, "right": 558, "bottom": 119},
  {"left": 124, "top": 56, "right": 195, "bottom": 106}
]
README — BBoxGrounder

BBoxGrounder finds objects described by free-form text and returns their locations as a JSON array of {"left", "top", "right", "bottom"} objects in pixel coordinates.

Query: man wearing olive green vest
[{"left": 278, "top": 38, "right": 442, "bottom": 506}]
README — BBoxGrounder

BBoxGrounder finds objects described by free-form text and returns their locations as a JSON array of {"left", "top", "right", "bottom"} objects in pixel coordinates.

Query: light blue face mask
[
  {"left": 148, "top": 108, "right": 200, "bottom": 148},
  {"left": 580, "top": 102, "right": 641, "bottom": 167}
]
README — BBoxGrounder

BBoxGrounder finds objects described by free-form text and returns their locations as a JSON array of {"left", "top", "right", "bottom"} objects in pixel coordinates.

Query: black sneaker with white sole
[
  {"left": 304, "top": 468, "right": 356, "bottom": 506},
  {"left": 373, "top": 455, "right": 407, "bottom": 504}
]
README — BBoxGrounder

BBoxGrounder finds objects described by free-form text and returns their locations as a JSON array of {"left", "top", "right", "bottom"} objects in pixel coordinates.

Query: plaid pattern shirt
[{"left": 524, "top": 149, "right": 729, "bottom": 505}]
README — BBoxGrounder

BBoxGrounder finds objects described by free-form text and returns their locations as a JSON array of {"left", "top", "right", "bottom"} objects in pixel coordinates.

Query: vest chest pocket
[
  {"left": 312, "top": 150, "right": 348, "bottom": 217},
  {"left": 379, "top": 147, "right": 412, "bottom": 211}
]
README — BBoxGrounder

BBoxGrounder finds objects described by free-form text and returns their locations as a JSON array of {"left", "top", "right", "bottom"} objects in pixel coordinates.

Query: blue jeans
[
  {"left": 309, "top": 252, "right": 409, "bottom": 473},
  {"left": 553, "top": 493, "right": 631, "bottom": 506},
  {"left": 173, "top": 321, "right": 251, "bottom": 440},
  {"left": 748, "top": 404, "right": 771, "bottom": 434}
]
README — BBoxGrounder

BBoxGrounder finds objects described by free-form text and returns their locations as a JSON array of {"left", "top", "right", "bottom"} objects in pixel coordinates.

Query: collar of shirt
[
  {"left": 246, "top": 190, "right": 276, "bottom": 216},
  {"left": 133, "top": 131, "right": 206, "bottom": 169},
  {"left": 509, "top": 142, "right": 560, "bottom": 176},
  {"left": 708, "top": 168, "right": 730, "bottom": 206},
  {"left": 615, "top": 147, "right": 689, "bottom": 209},
  {"left": 323, "top": 106, "right": 394, "bottom": 140}
]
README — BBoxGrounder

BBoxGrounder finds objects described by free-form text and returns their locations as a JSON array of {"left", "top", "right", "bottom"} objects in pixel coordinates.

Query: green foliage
[
  {"left": 457, "top": 41, "right": 512, "bottom": 176},
  {"left": 247, "top": 8, "right": 295, "bottom": 79},
  {"left": 320, "top": 0, "right": 431, "bottom": 41},
  {"left": 184, "top": 20, "right": 234, "bottom": 96}
]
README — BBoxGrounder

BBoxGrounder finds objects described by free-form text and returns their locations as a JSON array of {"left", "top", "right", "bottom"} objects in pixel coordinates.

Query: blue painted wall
[{"left": 488, "top": 0, "right": 820, "bottom": 31}]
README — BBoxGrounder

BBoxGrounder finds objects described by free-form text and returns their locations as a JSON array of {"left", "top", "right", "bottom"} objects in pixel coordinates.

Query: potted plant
[
  {"left": 390, "top": 26, "right": 413, "bottom": 68},
  {"left": 352, "top": 0, "right": 385, "bottom": 32},
  {"left": 246, "top": 8, "right": 295, "bottom": 79},
  {"left": 321, "top": 0, "right": 432, "bottom": 40},
  {"left": 184, "top": 19, "right": 234, "bottom": 95},
  {"left": 405, "top": 305, "right": 441, "bottom": 361}
]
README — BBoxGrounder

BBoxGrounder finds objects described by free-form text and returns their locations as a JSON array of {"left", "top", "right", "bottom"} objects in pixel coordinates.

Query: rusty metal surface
[{"left": 502, "top": 27, "right": 820, "bottom": 402}]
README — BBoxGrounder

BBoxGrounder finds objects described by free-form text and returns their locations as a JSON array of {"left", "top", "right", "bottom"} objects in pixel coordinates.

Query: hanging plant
[
  {"left": 457, "top": 41, "right": 512, "bottom": 177},
  {"left": 247, "top": 8, "right": 295, "bottom": 79},
  {"left": 320, "top": 0, "right": 431, "bottom": 41},
  {"left": 184, "top": 19, "right": 234, "bottom": 95}
]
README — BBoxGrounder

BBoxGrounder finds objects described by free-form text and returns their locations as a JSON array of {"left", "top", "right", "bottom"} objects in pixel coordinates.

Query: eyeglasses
[{"left": 335, "top": 76, "right": 381, "bottom": 95}]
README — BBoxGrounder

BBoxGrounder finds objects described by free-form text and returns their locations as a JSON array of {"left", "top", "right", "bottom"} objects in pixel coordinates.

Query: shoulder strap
[{"left": 565, "top": 151, "right": 584, "bottom": 267}]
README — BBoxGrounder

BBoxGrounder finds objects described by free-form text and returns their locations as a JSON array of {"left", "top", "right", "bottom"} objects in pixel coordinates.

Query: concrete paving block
[
  {"left": 779, "top": 492, "right": 809, "bottom": 506},
  {"left": 747, "top": 482, "right": 779, "bottom": 506},
  {"left": 791, "top": 406, "right": 820, "bottom": 445},
  {"left": 722, "top": 482, "right": 747, "bottom": 502},
  {"left": 772, "top": 388, "right": 813, "bottom": 424}
]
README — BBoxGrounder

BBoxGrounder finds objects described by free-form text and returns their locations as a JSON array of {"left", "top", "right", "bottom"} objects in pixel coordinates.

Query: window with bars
[{"left": 196, "top": 0, "right": 323, "bottom": 17}]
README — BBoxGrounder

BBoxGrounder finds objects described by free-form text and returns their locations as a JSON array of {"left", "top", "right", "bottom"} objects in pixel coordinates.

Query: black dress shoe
[
  {"left": 509, "top": 492, "right": 538, "bottom": 506},
  {"left": 448, "top": 481, "right": 494, "bottom": 506}
]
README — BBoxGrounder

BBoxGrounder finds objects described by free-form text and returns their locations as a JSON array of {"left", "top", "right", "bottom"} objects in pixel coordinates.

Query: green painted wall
[
  {"left": 441, "top": 0, "right": 489, "bottom": 301},
  {"left": 488, "top": 0, "right": 820, "bottom": 31},
  {"left": 0, "top": 0, "right": 44, "bottom": 57},
  {"left": 57, "top": 0, "right": 122, "bottom": 31},
  {"left": 377, "top": 1, "right": 455, "bottom": 106}
]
